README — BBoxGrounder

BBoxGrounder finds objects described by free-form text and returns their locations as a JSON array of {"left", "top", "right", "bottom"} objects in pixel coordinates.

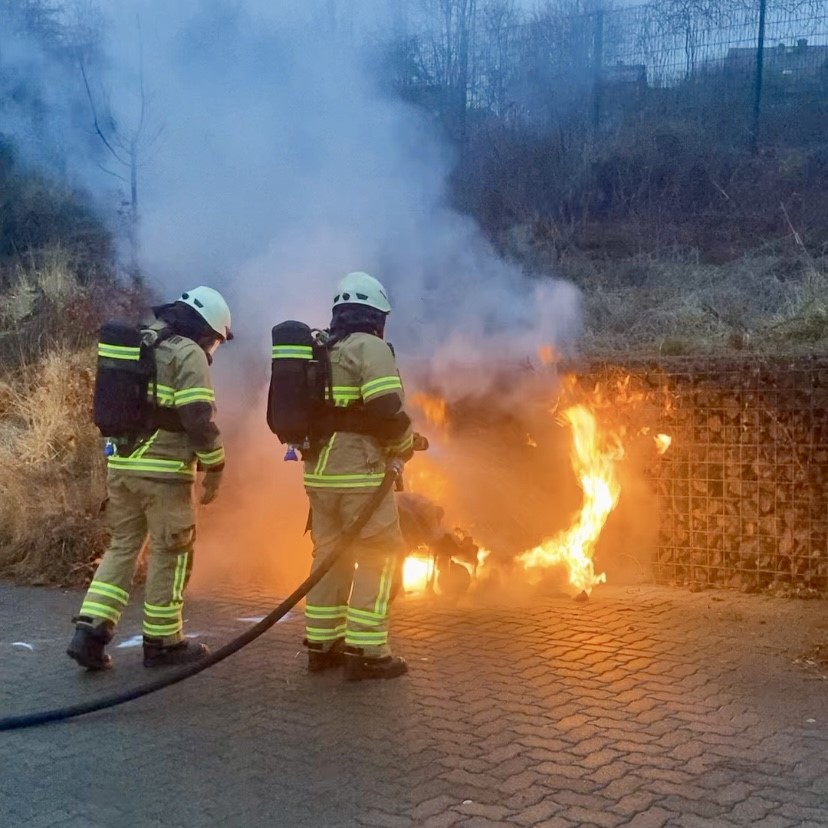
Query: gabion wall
[{"left": 572, "top": 357, "right": 828, "bottom": 593}]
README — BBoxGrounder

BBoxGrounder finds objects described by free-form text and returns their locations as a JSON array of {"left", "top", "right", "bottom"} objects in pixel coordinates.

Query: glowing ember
[
  {"left": 409, "top": 392, "right": 447, "bottom": 429},
  {"left": 655, "top": 433, "right": 672, "bottom": 455},
  {"left": 402, "top": 553, "right": 434, "bottom": 594},
  {"left": 517, "top": 405, "right": 622, "bottom": 594}
]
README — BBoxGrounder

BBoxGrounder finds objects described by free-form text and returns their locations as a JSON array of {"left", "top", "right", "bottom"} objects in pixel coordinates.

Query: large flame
[
  {"left": 517, "top": 405, "right": 622, "bottom": 594},
  {"left": 402, "top": 553, "right": 435, "bottom": 594}
]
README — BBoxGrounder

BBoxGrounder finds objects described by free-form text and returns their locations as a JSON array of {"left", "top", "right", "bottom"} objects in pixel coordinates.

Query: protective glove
[
  {"left": 387, "top": 457, "right": 405, "bottom": 482},
  {"left": 200, "top": 470, "right": 223, "bottom": 505},
  {"left": 412, "top": 432, "right": 429, "bottom": 452}
]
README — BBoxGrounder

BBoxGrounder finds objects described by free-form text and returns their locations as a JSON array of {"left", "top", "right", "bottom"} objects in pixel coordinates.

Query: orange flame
[
  {"left": 655, "top": 433, "right": 672, "bottom": 455},
  {"left": 517, "top": 405, "right": 621, "bottom": 594},
  {"left": 402, "top": 553, "right": 435, "bottom": 594},
  {"left": 410, "top": 392, "right": 447, "bottom": 429}
]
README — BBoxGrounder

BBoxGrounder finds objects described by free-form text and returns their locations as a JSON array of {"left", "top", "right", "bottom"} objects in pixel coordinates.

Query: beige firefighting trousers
[
  {"left": 304, "top": 488, "right": 405, "bottom": 658},
  {"left": 77, "top": 472, "right": 196, "bottom": 645}
]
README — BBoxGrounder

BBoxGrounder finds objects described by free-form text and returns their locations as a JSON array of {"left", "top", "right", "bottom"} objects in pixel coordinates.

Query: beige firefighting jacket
[
  {"left": 107, "top": 322, "right": 225, "bottom": 483},
  {"left": 303, "top": 332, "right": 413, "bottom": 493}
]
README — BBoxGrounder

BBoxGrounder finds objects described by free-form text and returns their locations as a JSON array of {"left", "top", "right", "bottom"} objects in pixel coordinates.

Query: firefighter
[
  {"left": 67, "top": 286, "right": 232, "bottom": 670},
  {"left": 303, "top": 271, "right": 413, "bottom": 681}
]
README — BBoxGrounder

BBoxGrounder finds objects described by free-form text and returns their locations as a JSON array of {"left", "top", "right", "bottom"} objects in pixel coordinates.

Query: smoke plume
[{"left": 3, "top": 1, "right": 585, "bottom": 594}]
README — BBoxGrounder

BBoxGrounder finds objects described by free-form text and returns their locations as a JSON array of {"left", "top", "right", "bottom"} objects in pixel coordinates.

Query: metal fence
[
  {"left": 575, "top": 357, "right": 828, "bottom": 592},
  {"left": 406, "top": 1, "right": 828, "bottom": 152}
]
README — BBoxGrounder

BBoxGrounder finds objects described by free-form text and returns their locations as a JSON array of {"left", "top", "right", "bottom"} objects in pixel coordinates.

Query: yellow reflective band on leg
[
  {"left": 88, "top": 581, "right": 129, "bottom": 605},
  {"left": 144, "top": 602, "right": 183, "bottom": 618},
  {"left": 374, "top": 557, "right": 393, "bottom": 617},
  {"left": 346, "top": 606, "right": 386, "bottom": 626},
  {"left": 142, "top": 620, "right": 183, "bottom": 637},
  {"left": 305, "top": 624, "right": 347, "bottom": 642},
  {"left": 172, "top": 552, "right": 188, "bottom": 604},
  {"left": 79, "top": 601, "right": 121, "bottom": 623},
  {"left": 345, "top": 630, "right": 389, "bottom": 646},
  {"left": 305, "top": 604, "right": 348, "bottom": 620}
]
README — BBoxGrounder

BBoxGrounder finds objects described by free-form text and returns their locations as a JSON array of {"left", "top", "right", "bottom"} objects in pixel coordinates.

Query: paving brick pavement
[{"left": 0, "top": 583, "right": 826, "bottom": 827}]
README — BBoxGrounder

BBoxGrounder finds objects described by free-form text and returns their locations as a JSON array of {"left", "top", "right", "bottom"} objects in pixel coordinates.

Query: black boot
[
  {"left": 143, "top": 638, "right": 209, "bottom": 668},
  {"left": 306, "top": 639, "right": 345, "bottom": 673},
  {"left": 343, "top": 646, "right": 408, "bottom": 682},
  {"left": 67, "top": 616, "right": 115, "bottom": 671}
]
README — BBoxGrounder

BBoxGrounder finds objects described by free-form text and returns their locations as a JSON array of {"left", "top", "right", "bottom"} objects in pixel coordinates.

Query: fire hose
[{"left": 0, "top": 467, "right": 398, "bottom": 732}]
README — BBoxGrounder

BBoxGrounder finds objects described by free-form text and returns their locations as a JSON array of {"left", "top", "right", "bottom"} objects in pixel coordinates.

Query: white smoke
[
  {"left": 89, "top": 0, "right": 583, "bottom": 402},
  {"left": 1, "top": 1, "right": 584, "bottom": 591}
]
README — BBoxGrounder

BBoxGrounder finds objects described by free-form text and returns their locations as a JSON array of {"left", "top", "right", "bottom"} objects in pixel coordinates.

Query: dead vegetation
[
  {"left": 0, "top": 256, "right": 147, "bottom": 586},
  {"left": 0, "top": 348, "right": 108, "bottom": 585},
  {"left": 561, "top": 253, "right": 828, "bottom": 358}
]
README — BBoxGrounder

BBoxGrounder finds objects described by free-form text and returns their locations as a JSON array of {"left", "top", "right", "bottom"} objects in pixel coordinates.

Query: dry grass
[
  {"left": 0, "top": 348, "right": 108, "bottom": 584},
  {"left": 567, "top": 254, "right": 828, "bottom": 357}
]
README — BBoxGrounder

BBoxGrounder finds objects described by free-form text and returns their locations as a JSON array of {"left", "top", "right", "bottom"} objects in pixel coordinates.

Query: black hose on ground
[{"left": 0, "top": 470, "right": 397, "bottom": 732}]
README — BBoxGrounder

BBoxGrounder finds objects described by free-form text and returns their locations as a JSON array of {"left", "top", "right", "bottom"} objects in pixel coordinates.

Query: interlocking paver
[{"left": 0, "top": 583, "right": 826, "bottom": 827}]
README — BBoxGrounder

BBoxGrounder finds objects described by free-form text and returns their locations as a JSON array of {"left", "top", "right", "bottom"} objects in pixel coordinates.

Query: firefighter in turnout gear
[
  {"left": 67, "top": 286, "right": 232, "bottom": 670},
  {"left": 304, "top": 272, "right": 414, "bottom": 681}
]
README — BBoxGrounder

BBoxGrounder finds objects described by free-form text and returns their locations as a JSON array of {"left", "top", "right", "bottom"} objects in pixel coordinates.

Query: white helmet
[
  {"left": 177, "top": 286, "right": 233, "bottom": 341},
  {"left": 333, "top": 272, "right": 391, "bottom": 314}
]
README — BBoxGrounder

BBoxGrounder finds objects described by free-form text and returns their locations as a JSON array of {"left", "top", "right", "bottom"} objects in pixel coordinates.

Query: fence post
[
  {"left": 592, "top": 8, "right": 605, "bottom": 135},
  {"left": 750, "top": 0, "right": 767, "bottom": 155}
]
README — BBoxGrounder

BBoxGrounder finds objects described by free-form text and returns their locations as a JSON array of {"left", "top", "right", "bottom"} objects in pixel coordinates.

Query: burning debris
[{"left": 403, "top": 378, "right": 671, "bottom": 600}]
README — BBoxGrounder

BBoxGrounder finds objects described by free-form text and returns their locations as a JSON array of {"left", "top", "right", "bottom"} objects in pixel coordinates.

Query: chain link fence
[{"left": 404, "top": 1, "right": 828, "bottom": 152}]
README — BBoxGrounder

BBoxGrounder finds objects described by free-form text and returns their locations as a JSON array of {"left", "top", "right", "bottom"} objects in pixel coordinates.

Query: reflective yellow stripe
[
  {"left": 388, "top": 433, "right": 414, "bottom": 454},
  {"left": 98, "top": 344, "right": 141, "bottom": 361},
  {"left": 305, "top": 625, "right": 347, "bottom": 641},
  {"left": 374, "top": 557, "right": 394, "bottom": 617},
  {"left": 174, "top": 387, "right": 215, "bottom": 406},
  {"left": 172, "top": 552, "right": 188, "bottom": 604},
  {"left": 152, "top": 384, "right": 175, "bottom": 405},
  {"left": 144, "top": 602, "right": 183, "bottom": 618},
  {"left": 108, "top": 457, "right": 194, "bottom": 478},
  {"left": 305, "top": 605, "right": 348, "bottom": 619},
  {"left": 325, "top": 386, "right": 361, "bottom": 406},
  {"left": 131, "top": 430, "right": 159, "bottom": 460},
  {"left": 347, "top": 606, "right": 386, "bottom": 624},
  {"left": 361, "top": 376, "right": 402, "bottom": 401},
  {"left": 272, "top": 345, "right": 313, "bottom": 359},
  {"left": 314, "top": 434, "right": 336, "bottom": 475},
  {"left": 79, "top": 602, "right": 121, "bottom": 623},
  {"left": 196, "top": 447, "right": 225, "bottom": 466},
  {"left": 88, "top": 582, "right": 129, "bottom": 605},
  {"left": 143, "top": 620, "right": 182, "bottom": 636},
  {"left": 345, "top": 630, "right": 388, "bottom": 645},
  {"left": 303, "top": 473, "right": 386, "bottom": 489}
]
